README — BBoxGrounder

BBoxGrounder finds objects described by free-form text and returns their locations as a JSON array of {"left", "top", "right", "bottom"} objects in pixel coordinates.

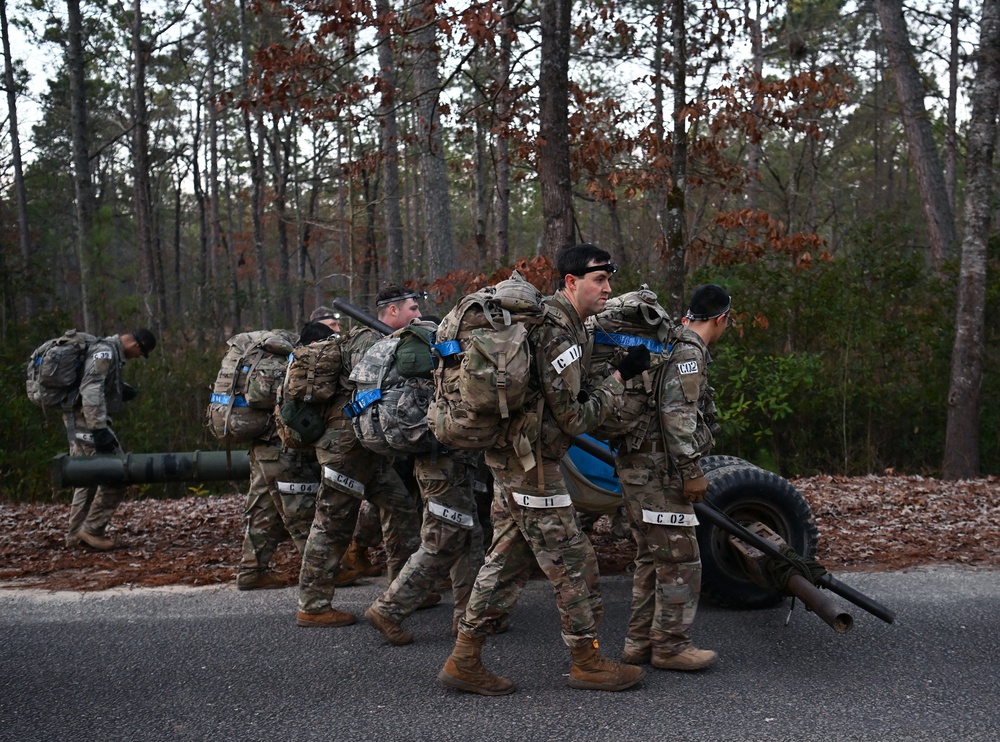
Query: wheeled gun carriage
[{"left": 52, "top": 296, "right": 894, "bottom": 630}]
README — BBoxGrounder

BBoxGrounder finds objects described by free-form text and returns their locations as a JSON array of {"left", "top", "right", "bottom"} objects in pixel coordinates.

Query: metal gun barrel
[
  {"left": 787, "top": 574, "right": 853, "bottom": 633},
  {"left": 571, "top": 434, "right": 895, "bottom": 625}
]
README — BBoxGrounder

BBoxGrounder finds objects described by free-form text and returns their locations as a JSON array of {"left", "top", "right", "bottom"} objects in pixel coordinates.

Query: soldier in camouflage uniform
[
  {"left": 438, "top": 244, "right": 650, "bottom": 696},
  {"left": 237, "top": 322, "right": 333, "bottom": 590},
  {"left": 64, "top": 329, "right": 156, "bottom": 551},
  {"left": 618, "top": 284, "right": 731, "bottom": 671},
  {"left": 296, "top": 286, "right": 423, "bottom": 628},
  {"left": 365, "top": 444, "right": 486, "bottom": 644}
]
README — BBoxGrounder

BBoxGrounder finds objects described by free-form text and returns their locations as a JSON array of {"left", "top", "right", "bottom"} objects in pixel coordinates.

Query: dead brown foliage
[{"left": 2, "top": 474, "right": 998, "bottom": 592}]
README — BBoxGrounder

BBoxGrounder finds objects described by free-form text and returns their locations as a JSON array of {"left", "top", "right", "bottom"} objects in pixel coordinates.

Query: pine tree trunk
[
  {"left": 875, "top": 0, "right": 957, "bottom": 270},
  {"left": 492, "top": 0, "right": 513, "bottom": 269},
  {"left": 410, "top": 0, "right": 454, "bottom": 280},
  {"left": 1, "top": 0, "right": 32, "bottom": 320},
  {"left": 376, "top": 0, "right": 404, "bottom": 282},
  {"left": 663, "top": 0, "right": 687, "bottom": 317},
  {"left": 538, "top": 0, "right": 575, "bottom": 259},
  {"left": 942, "top": 0, "right": 1000, "bottom": 479},
  {"left": 239, "top": 0, "right": 271, "bottom": 327},
  {"left": 131, "top": 0, "right": 159, "bottom": 326},
  {"left": 66, "top": 0, "right": 94, "bottom": 331}
]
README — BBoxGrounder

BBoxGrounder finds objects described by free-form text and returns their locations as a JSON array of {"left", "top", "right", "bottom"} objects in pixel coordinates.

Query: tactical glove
[
  {"left": 92, "top": 428, "right": 120, "bottom": 454},
  {"left": 682, "top": 473, "right": 709, "bottom": 503},
  {"left": 616, "top": 345, "right": 651, "bottom": 382},
  {"left": 122, "top": 383, "right": 138, "bottom": 402}
]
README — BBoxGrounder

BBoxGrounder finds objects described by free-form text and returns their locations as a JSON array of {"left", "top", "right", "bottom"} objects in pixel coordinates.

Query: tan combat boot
[
  {"left": 568, "top": 641, "right": 645, "bottom": 691},
  {"left": 651, "top": 646, "right": 718, "bottom": 671},
  {"left": 79, "top": 529, "right": 115, "bottom": 551},
  {"left": 620, "top": 640, "right": 651, "bottom": 666},
  {"left": 296, "top": 608, "right": 358, "bottom": 628},
  {"left": 365, "top": 606, "right": 414, "bottom": 646},
  {"left": 340, "top": 541, "right": 382, "bottom": 578},
  {"left": 236, "top": 571, "right": 286, "bottom": 591},
  {"left": 438, "top": 633, "right": 516, "bottom": 696}
]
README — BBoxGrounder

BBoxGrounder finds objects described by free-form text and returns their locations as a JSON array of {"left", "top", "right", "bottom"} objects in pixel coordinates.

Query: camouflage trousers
[
  {"left": 298, "top": 419, "right": 420, "bottom": 614},
  {"left": 238, "top": 438, "right": 319, "bottom": 575},
  {"left": 617, "top": 450, "right": 702, "bottom": 657},
  {"left": 352, "top": 499, "right": 382, "bottom": 549},
  {"left": 460, "top": 452, "right": 602, "bottom": 649},
  {"left": 372, "top": 453, "right": 484, "bottom": 626},
  {"left": 64, "top": 413, "right": 126, "bottom": 545}
]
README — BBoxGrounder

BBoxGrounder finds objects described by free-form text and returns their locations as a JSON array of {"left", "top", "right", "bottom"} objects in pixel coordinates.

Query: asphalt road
[{"left": 1, "top": 567, "right": 997, "bottom": 742}]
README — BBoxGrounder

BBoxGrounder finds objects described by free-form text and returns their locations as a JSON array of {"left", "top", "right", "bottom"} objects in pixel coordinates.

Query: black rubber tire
[
  {"left": 699, "top": 454, "right": 759, "bottom": 475},
  {"left": 698, "top": 466, "right": 819, "bottom": 609}
]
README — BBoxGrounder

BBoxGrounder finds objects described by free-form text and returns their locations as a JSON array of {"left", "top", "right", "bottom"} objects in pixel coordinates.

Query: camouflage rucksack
[
  {"left": 345, "top": 320, "right": 437, "bottom": 456},
  {"left": 587, "top": 285, "right": 675, "bottom": 449},
  {"left": 206, "top": 330, "right": 296, "bottom": 444},
  {"left": 428, "top": 271, "right": 544, "bottom": 451},
  {"left": 281, "top": 334, "right": 347, "bottom": 403},
  {"left": 25, "top": 329, "right": 100, "bottom": 409}
]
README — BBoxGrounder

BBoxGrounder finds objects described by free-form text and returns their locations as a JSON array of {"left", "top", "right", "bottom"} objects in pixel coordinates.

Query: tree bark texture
[
  {"left": 492, "top": 0, "right": 514, "bottom": 267},
  {"left": 942, "top": 0, "right": 1000, "bottom": 479},
  {"left": 875, "top": 0, "right": 957, "bottom": 270},
  {"left": 239, "top": 0, "right": 271, "bottom": 327},
  {"left": 538, "top": 0, "right": 575, "bottom": 259},
  {"left": 664, "top": 0, "right": 687, "bottom": 317},
  {"left": 411, "top": 0, "right": 455, "bottom": 280},
  {"left": 131, "top": 0, "right": 159, "bottom": 325},
  {"left": 66, "top": 0, "right": 94, "bottom": 331},
  {"left": 376, "top": 0, "right": 404, "bottom": 282},
  {"left": 1, "top": 0, "right": 32, "bottom": 320}
]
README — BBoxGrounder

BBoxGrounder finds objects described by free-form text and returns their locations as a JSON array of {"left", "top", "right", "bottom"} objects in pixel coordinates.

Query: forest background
[{"left": 0, "top": 0, "right": 998, "bottom": 502}]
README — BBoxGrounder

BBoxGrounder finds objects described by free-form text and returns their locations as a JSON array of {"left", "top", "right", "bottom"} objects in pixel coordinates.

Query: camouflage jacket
[
  {"left": 78, "top": 335, "right": 127, "bottom": 430},
  {"left": 659, "top": 327, "right": 716, "bottom": 478},
  {"left": 531, "top": 292, "right": 625, "bottom": 461}
]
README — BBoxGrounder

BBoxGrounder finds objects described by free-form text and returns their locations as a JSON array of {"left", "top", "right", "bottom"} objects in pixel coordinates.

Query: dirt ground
[{"left": 1, "top": 474, "right": 998, "bottom": 592}]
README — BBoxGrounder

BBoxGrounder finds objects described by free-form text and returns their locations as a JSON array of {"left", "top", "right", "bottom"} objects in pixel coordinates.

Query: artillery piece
[
  {"left": 52, "top": 442, "right": 892, "bottom": 632},
  {"left": 51, "top": 295, "right": 893, "bottom": 631}
]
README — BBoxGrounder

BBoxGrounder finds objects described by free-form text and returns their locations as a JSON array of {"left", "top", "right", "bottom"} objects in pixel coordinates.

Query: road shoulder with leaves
[{"left": 1, "top": 474, "right": 997, "bottom": 592}]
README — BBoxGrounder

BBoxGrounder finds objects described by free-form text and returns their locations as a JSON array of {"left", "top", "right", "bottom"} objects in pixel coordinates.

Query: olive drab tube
[
  {"left": 52, "top": 451, "right": 251, "bottom": 488},
  {"left": 331, "top": 298, "right": 394, "bottom": 336}
]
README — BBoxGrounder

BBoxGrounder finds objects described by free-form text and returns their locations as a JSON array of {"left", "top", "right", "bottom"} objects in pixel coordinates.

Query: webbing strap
[{"left": 594, "top": 331, "right": 665, "bottom": 355}]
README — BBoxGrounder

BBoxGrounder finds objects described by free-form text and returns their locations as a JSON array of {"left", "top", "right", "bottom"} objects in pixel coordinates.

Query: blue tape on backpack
[
  {"left": 594, "top": 332, "right": 665, "bottom": 355},
  {"left": 210, "top": 393, "right": 249, "bottom": 407},
  {"left": 432, "top": 340, "right": 462, "bottom": 357},
  {"left": 344, "top": 389, "right": 382, "bottom": 418}
]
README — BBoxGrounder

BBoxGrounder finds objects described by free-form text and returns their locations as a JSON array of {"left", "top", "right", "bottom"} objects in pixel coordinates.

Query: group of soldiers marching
[{"left": 58, "top": 242, "right": 733, "bottom": 697}]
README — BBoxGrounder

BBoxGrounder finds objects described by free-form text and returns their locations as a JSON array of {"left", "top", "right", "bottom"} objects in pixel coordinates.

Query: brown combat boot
[
  {"left": 365, "top": 606, "right": 414, "bottom": 646},
  {"left": 236, "top": 571, "right": 286, "bottom": 591},
  {"left": 568, "top": 641, "right": 645, "bottom": 691},
  {"left": 340, "top": 541, "right": 382, "bottom": 578},
  {"left": 296, "top": 608, "right": 358, "bottom": 628},
  {"left": 79, "top": 529, "right": 115, "bottom": 551},
  {"left": 620, "top": 639, "right": 651, "bottom": 665},
  {"left": 651, "top": 646, "right": 718, "bottom": 671},
  {"left": 438, "top": 633, "right": 516, "bottom": 696},
  {"left": 417, "top": 591, "right": 441, "bottom": 610}
]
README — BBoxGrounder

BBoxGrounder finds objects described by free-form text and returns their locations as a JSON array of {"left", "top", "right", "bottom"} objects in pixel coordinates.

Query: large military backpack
[
  {"left": 281, "top": 335, "right": 347, "bottom": 403},
  {"left": 587, "top": 285, "right": 675, "bottom": 449},
  {"left": 26, "top": 329, "right": 101, "bottom": 409},
  {"left": 428, "top": 271, "right": 544, "bottom": 451},
  {"left": 206, "top": 330, "right": 295, "bottom": 444},
  {"left": 345, "top": 320, "right": 437, "bottom": 456}
]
